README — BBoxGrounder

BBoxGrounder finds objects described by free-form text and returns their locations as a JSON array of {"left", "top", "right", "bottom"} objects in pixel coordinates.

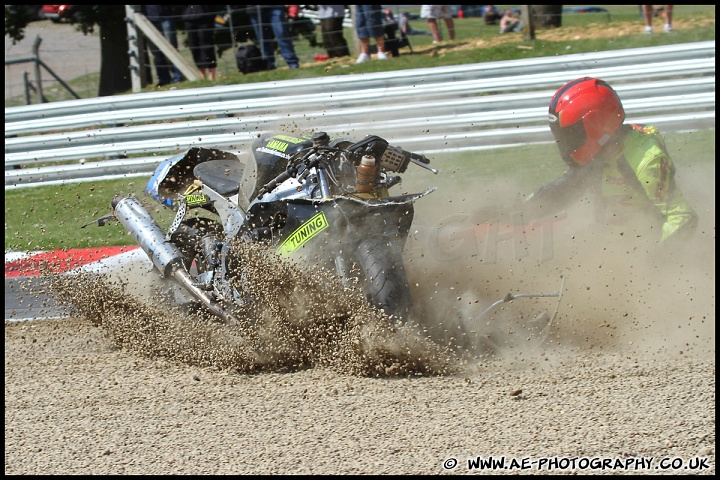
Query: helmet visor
[{"left": 550, "top": 118, "right": 588, "bottom": 165}]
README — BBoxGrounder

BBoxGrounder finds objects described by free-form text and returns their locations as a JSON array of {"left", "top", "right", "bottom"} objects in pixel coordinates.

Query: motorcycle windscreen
[{"left": 247, "top": 134, "right": 314, "bottom": 200}]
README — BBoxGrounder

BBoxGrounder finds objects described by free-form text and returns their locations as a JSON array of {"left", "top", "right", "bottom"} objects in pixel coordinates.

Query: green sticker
[{"left": 184, "top": 193, "right": 207, "bottom": 206}]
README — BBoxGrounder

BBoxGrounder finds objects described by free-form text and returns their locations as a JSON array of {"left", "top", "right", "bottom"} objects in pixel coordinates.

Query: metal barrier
[{"left": 4, "top": 42, "right": 715, "bottom": 189}]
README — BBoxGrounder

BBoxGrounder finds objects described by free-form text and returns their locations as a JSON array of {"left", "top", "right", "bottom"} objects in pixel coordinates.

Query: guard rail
[{"left": 4, "top": 41, "right": 715, "bottom": 189}]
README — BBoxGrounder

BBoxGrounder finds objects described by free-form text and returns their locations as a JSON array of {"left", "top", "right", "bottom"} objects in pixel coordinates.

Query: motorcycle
[
  {"left": 95, "top": 131, "right": 439, "bottom": 325},
  {"left": 90, "top": 130, "right": 565, "bottom": 352}
]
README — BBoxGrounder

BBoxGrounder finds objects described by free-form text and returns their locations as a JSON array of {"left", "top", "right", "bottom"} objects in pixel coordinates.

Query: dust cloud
[{"left": 404, "top": 152, "right": 715, "bottom": 363}]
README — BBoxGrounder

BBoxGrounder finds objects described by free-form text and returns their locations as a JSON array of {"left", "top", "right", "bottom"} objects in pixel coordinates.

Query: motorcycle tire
[
  {"left": 166, "top": 217, "right": 231, "bottom": 318},
  {"left": 353, "top": 236, "right": 414, "bottom": 323},
  {"left": 170, "top": 217, "right": 224, "bottom": 274}
]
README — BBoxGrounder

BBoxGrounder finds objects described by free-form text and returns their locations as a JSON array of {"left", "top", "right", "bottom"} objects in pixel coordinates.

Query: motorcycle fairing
[
  {"left": 276, "top": 211, "right": 329, "bottom": 256},
  {"left": 146, "top": 151, "right": 186, "bottom": 208},
  {"left": 147, "top": 147, "right": 242, "bottom": 210},
  {"left": 341, "top": 187, "right": 437, "bottom": 207},
  {"left": 272, "top": 196, "right": 417, "bottom": 259}
]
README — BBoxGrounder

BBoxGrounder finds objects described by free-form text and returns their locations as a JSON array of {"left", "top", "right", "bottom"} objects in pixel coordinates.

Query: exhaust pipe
[
  {"left": 111, "top": 196, "right": 241, "bottom": 324},
  {"left": 112, "top": 196, "right": 184, "bottom": 277}
]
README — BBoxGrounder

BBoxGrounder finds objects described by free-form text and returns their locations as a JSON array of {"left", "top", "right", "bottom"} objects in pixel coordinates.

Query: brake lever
[{"left": 408, "top": 154, "right": 439, "bottom": 174}]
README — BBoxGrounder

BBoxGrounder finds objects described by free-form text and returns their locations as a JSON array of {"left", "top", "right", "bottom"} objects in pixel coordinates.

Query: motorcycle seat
[{"left": 193, "top": 160, "right": 244, "bottom": 196}]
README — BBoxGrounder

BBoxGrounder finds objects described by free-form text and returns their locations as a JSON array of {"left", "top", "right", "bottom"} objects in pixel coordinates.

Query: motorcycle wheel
[
  {"left": 170, "top": 217, "right": 224, "bottom": 274},
  {"left": 353, "top": 236, "right": 413, "bottom": 323},
  {"left": 160, "top": 217, "right": 226, "bottom": 316}
]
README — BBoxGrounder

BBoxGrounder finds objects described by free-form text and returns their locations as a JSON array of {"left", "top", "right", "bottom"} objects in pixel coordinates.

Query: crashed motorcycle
[
  {"left": 92, "top": 130, "right": 564, "bottom": 350},
  {"left": 97, "top": 131, "right": 439, "bottom": 325}
]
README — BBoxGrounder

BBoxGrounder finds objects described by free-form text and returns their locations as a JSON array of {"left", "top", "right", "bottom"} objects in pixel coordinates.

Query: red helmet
[{"left": 548, "top": 77, "right": 625, "bottom": 165}]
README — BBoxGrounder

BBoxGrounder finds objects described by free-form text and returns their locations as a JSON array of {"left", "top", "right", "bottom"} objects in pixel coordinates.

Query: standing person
[
  {"left": 642, "top": 5, "right": 673, "bottom": 34},
  {"left": 317, "top": 5, "right": 350, "bottom": 58},
  {"left": 182, "top": 5, "right": 218, "bottom": 80},
  {"left": 354, "top": 5, "right": 388, "bottom": 64},
  {"left": 420, "top": 5, "right": 455, "bottom": 44},
  {"left": 143, "top": 5, "right": 183, "bottom": 87},
  {"left": 247, "top": 5, "right": 300, "bottom": 70},
  {"left": 523, "top": 77, "right": 697, "bottom": 247}
]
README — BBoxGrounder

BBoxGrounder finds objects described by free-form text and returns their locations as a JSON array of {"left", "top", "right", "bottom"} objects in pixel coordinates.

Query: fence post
[
  {"left": 23, "top": 71, "right": 32, "bottom": 105},
  {"left": 225, "top": 5, "right": 237, "bottom": 55},
  {"left": 125, "top": 5, "right": 149, "bottom": 93},
  {"left": 350, "top": 5, "right": 359, "bottom": 56},
  {"left": 521, "top": 5, "right": 536, "bottom": 41},
  {"left": 31, "top": 36, "right": 44, "bottom": 104}
]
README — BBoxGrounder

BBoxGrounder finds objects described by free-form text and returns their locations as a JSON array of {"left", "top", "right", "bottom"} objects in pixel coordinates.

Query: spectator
[
  {"left": 354, "top": 5, "right": 388, "bottom": 64},
  {"left": 382, "top": 8, "right": 396, "bottom": 24},
  {"left": 143, "top": 5, "right": 183, "bottom": 87},
  {"left": 398, "top": 11, "right": 431, "bottom": 36},
  {"left": 182, "top": 5, "right": 218, "bottom": 80},
  {"left": 287, "top": 5, "right": 318, "bottom": 48},
  {"left": 642, "top": 5, "right": 673, "bottom": 34},
  {"left": 499, "top": 9, "right": 523, "bottom": 34},
  {"left": 420, "top": 5, "right": 455, "bottom": 44},
  {"left": 482, "top": 5, "right": 503, "bottom": 26},
  {"left": 247, "top": 5, "right": 300, "bottom": 70},
  {"left": 523, "top": 77, "right": 697, "bottom": 247},
  {"left": 317, "top": 5, "right": 350, "bottom": 58}
]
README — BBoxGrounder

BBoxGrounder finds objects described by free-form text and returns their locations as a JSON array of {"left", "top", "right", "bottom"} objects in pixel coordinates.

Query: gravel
[
  {"left": 5, "top": 211, "right": 715, "bottom": 474},
  {"left": 4, "top": 316, "right": 714, "bottom": 475}
]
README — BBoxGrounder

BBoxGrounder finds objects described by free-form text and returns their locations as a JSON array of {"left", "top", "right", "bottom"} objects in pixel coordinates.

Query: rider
[{"left": 523, "top": 77, "right": 698, "bottom": 247}]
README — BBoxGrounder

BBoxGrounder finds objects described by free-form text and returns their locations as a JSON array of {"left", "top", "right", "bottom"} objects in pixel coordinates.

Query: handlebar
[
  {"left": 257, "top": 135, "right": 438, "bottom": 198},
  {"left": 256, "top": 146, "right": 325, "bottom": 198},
  {"left": 257, "top": 169, "right": 292, "bottom": 198},
  {"left": 409, "top": 151, "right": 430, "bottom": 165},
  {"left": 407, "top": 150, "right": 438, "bottom": 174}
]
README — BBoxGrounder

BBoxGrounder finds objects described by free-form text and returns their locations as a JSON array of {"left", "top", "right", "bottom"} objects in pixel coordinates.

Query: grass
[
  {"left": 4, "top": 5, "right": 715, "bottom": 251},
  {"left": 4, "top": 130, "right": 715, "bottom": 252}
]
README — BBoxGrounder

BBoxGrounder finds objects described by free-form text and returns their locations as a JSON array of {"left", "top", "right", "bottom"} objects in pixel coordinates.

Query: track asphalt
[{"left": 5, "top": 246, "right": 144, "bottom": 321}]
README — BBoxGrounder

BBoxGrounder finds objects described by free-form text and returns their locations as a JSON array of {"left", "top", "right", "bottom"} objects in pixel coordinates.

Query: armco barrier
[{"left": 4, "top": 42, "right": 715, "bottom": 189}]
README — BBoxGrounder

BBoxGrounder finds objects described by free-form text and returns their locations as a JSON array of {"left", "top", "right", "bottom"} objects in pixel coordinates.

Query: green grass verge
[{"left": 5, "top": 130, "right": 714, "bottom": 252}]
